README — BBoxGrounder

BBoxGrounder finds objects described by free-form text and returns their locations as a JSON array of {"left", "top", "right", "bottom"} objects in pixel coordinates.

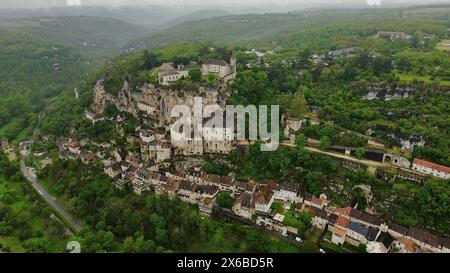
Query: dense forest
[
  {"left": 129, "top": 6, "right": 449, "bottom": 51},
  {"left": 0, "top": 17, "right": 149, "bottom": 60},
  {"left": 0, "top": 29, "right": 88, "bottom": 143}
]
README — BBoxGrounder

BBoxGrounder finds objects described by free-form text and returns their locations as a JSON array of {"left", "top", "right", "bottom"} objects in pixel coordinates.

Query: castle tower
[
  {"left": 230, "top": 54, "right": 237, "bottom": 71},
  {"left": 230, "top": 54, "right": 237, "bottom": 79}
]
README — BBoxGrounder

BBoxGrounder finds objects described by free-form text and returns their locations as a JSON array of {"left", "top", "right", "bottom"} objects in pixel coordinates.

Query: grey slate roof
[
  {"left": 348, "top": 221, "right": 369, "bottom": 236},
  {"left": 203, "top": 60, "right": 229, "bottom": 66},
  {"left": 377, "top": 232, "right": 395, "bottom": 249}
]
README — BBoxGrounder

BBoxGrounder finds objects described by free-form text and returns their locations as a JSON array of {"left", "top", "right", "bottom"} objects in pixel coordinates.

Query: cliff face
[
  {"left": 92, "top": 79, "right": 223, "bottom": 130},
  {"left": 116, "top": 81, "right": 138, "bottom": 117},
  {"left": 165, "top": 87, "right": 220, "bottom": 122},
  {"left": 356, "top": 82, "right": 450, "bottom": 101},
  {"left": 92, "top": 80, "right": 110, "bottom": 113}
]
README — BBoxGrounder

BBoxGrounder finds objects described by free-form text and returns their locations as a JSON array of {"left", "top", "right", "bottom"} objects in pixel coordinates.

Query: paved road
[
  {"left": 241, "top": 141, "right": 389, "bottom": 169},
  {"left": 301, "top": 145, "right": 388, "bottom": 168},
  {"left": 20, "top": 160, "right": 82, "bottom": 233},
  {"left": 280, "top": 142, "right": 426, "bottom": 176}
]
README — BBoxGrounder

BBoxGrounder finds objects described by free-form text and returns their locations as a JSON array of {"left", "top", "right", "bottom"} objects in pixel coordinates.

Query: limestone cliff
[
  {"left": 92, "top": 80, "right": 110, "bottom": 114},
  {"left": 355, "top": 82, "right": 450, "bottom": 101},
  {"left": 92, "top": 79, "right": 223, "bottom": 132},
  {"left": 116, "top": 81, "right": 138, "bottom": 117}
]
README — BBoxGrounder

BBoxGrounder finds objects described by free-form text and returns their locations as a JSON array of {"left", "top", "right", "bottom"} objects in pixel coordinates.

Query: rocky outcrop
[
  {"left": 357, "top": 82, "right": 450, "bottom": 101},
  {"left": 91, "top": 77, "right": 224, "bottom": 132},
  {"left": 159, "top": 85, "right": 221, "bottom": 126},
  {"left": 92, "top": 81, "right": 223, "bottom": 131},
  {"left": 388, "top": 134, "right": 426, "bottom": 151},
  {"left": 92, "top": 80, "right": 111, "bottom": 113},
  {"left": 116, "top": 81, "right": 138, "bottom": 117}
]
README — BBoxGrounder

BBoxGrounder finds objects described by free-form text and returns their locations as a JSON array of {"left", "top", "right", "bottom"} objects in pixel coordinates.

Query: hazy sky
[{"left": 0, "top": 0, "right": 448, "bottom": 9}]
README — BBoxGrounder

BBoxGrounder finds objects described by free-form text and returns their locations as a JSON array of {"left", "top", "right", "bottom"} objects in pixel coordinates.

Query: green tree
[
  {"left": 410, "top": 31, "right": 423, "bottom": 49},
  {"left": 295, "top": 133, "right": 307, "bottom": 149},
  {"left": 123, "top": 236, "right": 135, "bottom": 252},
  {"left": 356, "top": 50, "right": 370, "bottom": 69},
  {"left": 298, "top": 211, "right": 312, "bottom": 231},
  {"left": 396, "top": 53, "right": 412, "bottom": 72},
  {"left": 202, "top": 162, "right": 230, "bottom": 176},
  {"left": 357, "top": 243, "right": 367, "bottom": 253},
  {"left": 371, "top": 56, "right": 392, "bottom": 76},
  {"left": 231, "top": 70, "right": 275, "bottom": 105},
  {"left": 355, "top": 147, "right": 365, "bottom": 159},
  {"left": 189, "top": 68, "right": 202, "bottom": 82},
  {"left": 294, "top": 48, "right": 313, "bottom": 70},
  {"left": 319, "top": 136, "right": 331, "bottom": 150},
  {"left": 342, "top": 63, "right": 358, "bottom": 82},
  {"left": 216, "top": 193, "right": 234, "bottom": 209},
  {"left": 143, "top": 50, "right": 160, "bottom": 70},
  {"left": 279, "top": 91, "right": 309, "bottom": 119},
  {"left": 104, "top": 104, "right": 118, "bottom": 118}
]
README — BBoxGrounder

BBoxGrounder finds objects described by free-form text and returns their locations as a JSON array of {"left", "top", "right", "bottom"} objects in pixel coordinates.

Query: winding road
[
  {"left": 17, "top": 102, "right": 82, "bottom": 234},
  {"left": 20, "top": 160, "right": 82, "bottom": 233}
]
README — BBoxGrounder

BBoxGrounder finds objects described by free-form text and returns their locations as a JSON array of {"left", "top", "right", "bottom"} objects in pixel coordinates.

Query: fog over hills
[
  {"left": 2, "top": 0, "right": 450, "bottom": 11},
  {"left": 1, "top": 1, "right": 449, "bottom": 29}
]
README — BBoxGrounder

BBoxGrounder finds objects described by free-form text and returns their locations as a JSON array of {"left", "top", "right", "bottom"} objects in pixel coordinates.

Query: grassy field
[
  {"left": 397, "top": 72, "right": 450, "bottom": 86},
  {"left": 437, "top": 39, "right": 450, "bottom": 51}
]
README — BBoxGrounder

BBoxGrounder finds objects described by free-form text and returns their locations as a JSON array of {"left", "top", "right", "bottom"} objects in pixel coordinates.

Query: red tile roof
[
  {"left": 408, "top": 227, "right": 442, "bottom": 248},
  {"left": 165, "top": 179, "right": 180, "bottom": 192},
  {"left": 398, "top": 237, "right": 419, "bottom": 253},
  {"left": 332, "top": 226, "right": 346, "bottom": 237},
  {"left": 306, "top": 207, "right": 318, "bottom": 217},
  {"left": 68, "top": 141, "right": 80, "bottom": 148},
  {"left": 246, "top": 180, "right": 256, "bottom": 192},
  {"left": 254, "top": 188, "right": 274, "bottom": 205},
  {"left": 126, "top": 155, "right": 140, "bottom": 165},
  {"left": 261, "top": 180, "right": 279, "bottom": 190},
  {"left": 413, "top": 159, "right": 450, "bottom": 174},
  {"left": 337, "top": 215, "right": 350, "bottom": 228},
  {"left": 83, "top": 152, "right": 94, "bottom": 161},
  {"left": 311, "top": 196, "right": 324, "bottom": 206},
  {"left": 335, "top": 206, "right": 352, "bottom": 217}
]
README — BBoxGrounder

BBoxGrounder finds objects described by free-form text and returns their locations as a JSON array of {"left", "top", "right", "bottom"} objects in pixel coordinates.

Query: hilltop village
[
  {"left": 3, "top": 0, "right": 450, "bottom": 257},
  {"left": 38, "top": 42, "right": 448, "bottom": 253},
  {"left": 10, "top": 28, "right": 449, "bottom": 253}
]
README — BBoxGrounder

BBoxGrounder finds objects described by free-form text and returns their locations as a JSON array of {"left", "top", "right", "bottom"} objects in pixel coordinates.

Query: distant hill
[
  {"left": 0, "top": 16, "right": 150, "bottom": 60},
  {"left": 127, "top": 6, "right": 450, "bottom": 52},
  {"left": 164, "top": 9, "right": 232, "bottom": 28},
  {"left": 0, "top": 28, "right": 87, "bottom": 140},
  {"left": 0, "top": 28, "right": 86, "bottom": 95},
  {"left": 0, "top": 6, "right": 200, "bottom": 29}
]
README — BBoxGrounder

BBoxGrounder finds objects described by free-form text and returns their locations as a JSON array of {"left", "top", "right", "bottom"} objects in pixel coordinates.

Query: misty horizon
[{"left": 1, "top": 0, "right": 449, "bottom": 11}]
